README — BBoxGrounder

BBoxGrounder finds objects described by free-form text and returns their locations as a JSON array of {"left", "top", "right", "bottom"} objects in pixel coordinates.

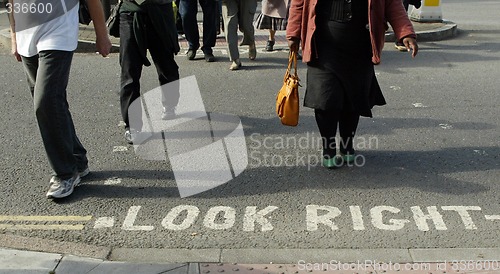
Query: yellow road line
[
  {"left": 0, "top": 224, "right": 85, "bottom": 230},
  {"left": 0, "top": 215, "right": 92, "bottom": 222}
]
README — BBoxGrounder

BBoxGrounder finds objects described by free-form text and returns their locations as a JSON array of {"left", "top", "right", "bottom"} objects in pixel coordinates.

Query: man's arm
[
  {"left": 7, "top": 0, "right": 21, "bottom": 61},
  {"left": 86, "top": 0, "right": 112, "bottom": 57}
]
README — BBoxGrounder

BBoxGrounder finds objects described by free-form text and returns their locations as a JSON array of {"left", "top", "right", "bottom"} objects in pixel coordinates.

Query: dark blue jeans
[
  {"left": 179, "top": 0, "right": 217, "bottom": 54},
  {"left": 119, "top": 6, "right": 180, "bottom": 129},
  {"left": 21, "top": 51, "right": 87, "bottom": 180}
]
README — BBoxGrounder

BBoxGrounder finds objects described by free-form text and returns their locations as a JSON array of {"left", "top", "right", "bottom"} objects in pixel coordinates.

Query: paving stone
[
  {"left": 0, "top": 248, "right": 61, "bottom": 272},
  {"left": 55, "top": 255, "right": 104, "bottom": 274},
  {"left": 87, "top": 261, "right": 187, "bottom": 274}
]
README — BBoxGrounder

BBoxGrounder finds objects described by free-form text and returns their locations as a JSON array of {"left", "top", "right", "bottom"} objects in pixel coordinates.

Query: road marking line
[
  {"left": 439, "top": 123, "right": 453, "bottom": 129},
  {"left": 113, "top": 146, "right": 128, "bottom": 152},
  {"left": 0, "top": 10, "right": 7, "bottom": 15},
  {"left": 122, "top": 206, "right": 154, "bottom": 231},
  {"left": 0, "top": 215, "right": 92, "bottom": 221},
  {"left": 94, "top": 217, "right": 115, "bottom": 228},
  {"left": 104, "top": 177, "right": 121, "bottom": 185},
  {"left": 485, "top": 215, "right": 500, "bottom": 220},
  {"left": 0, "top": 224, "right": 85, "bottom": 230}
]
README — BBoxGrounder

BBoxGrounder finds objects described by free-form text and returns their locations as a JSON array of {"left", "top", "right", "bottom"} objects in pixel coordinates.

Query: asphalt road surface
[{"left": 0, "top": 0, "right": 498, "bottom": 255}]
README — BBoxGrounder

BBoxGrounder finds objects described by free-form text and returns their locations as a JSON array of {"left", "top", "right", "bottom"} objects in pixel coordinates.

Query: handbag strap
[{"left": 286, "top": 51, "right": 298, "bottom": 78}]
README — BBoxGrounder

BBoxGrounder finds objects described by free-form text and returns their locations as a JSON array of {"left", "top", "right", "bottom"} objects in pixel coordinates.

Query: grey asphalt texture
[{"left": 0, "top": 0, "right": 499, "bottom": 273}]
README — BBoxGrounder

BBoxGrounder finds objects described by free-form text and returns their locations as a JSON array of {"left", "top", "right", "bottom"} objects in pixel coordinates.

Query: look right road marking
[{"left": 485, "top": 215, "right": 500, "bottom": 221}]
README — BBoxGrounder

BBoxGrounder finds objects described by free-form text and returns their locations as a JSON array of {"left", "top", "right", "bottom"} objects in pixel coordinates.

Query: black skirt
[
  {"left": 304, "top": 20, "right": 386, "bottom": 117},
  {"left": 254, "top": 13, "right": 288, "bottom": 31}
]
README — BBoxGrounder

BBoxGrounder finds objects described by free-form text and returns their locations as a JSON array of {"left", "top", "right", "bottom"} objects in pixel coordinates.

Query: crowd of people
[{"left": 9, "top": 0, "right": 419, "bottom": 199}]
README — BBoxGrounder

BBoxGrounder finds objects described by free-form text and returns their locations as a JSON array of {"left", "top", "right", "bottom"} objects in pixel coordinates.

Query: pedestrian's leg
[
  {"left": 179, "top": 0, "right": 200, "bottom": 59},
  {"left": 175, "top": 0, "right": 184, "bottom": 34},
  {"left": 26, "top": 58, "right": 87, "bottom": 171},
  {"left": 120, "top": 12, "right": 144, "bottom": 130},
  {"left": 26, "top": 50, "right": 79, "bottom": 180},
  {"left": 148, "top": 6, "right": 181, "bottom": 113},
  {"left": 199, "top": 0, "right": 217, "bottom": 56},
  {"left": 216, "top": 0, "right": 223, "bottom": 35},
  {"left": 238, "top": 0, "right": 257, "bottom": 59},
  {"left": 221, "top": 0, "right": 241, "bottom": 69},
  {"left": 266, "top": 29, "right": 276, "bottom": 51},
  {"left": 339, "top": 110, "right": 360, "bottom": 163},
  {"left": 314, "top": 109, "right": 339, "bottom": 160},
  {"left": 23, "top": 55, "right": 88, "bottom": 177},
  {"left": 21, "top": 55, "right": 38, "bottom": 97},
  {"left": 237, "top": 0, "right": 256, "bottom": 45},
  {"left": 269, "top": 30, "right": 276, "bottom": 41}
]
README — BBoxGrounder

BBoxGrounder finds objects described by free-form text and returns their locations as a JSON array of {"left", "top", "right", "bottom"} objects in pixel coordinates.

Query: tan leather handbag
[{"left": 276, "top": 51, "right": 300, "bottom": 126}]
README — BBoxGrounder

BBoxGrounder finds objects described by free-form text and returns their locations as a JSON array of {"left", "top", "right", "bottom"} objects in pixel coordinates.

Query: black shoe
[
  {"left": 186, "top": 49, "right": 196, "bottom": 60},
  {"left": 204, "top": 52, "right": 215, "bottom": 62},
  {"left": 265, "top": 40, "right": 275, "bottom": 51},
  {"left": 249, "top": 43, "right": 256, "bottom": 60}
]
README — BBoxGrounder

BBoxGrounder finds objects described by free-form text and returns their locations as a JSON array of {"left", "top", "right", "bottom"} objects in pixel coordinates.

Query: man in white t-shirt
[{"left": 9, "top": 0, "right": 112, "bottom": 199}]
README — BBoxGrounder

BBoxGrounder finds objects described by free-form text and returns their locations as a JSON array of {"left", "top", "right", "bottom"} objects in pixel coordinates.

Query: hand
[
  {"left": 11, "top": 37, "right": 21, "bottom": 62},
  {"left": 403, "top": 37, "right": 418, "bottom": 58},
  {"left": 288, "top": 38, "right": 300, "bottom": 53},
  {"left": 87, "top": 0, "right": 112, "bottom": 57},
  {"left": 95, "top": 35, "right": 112, "bottom": 57}
]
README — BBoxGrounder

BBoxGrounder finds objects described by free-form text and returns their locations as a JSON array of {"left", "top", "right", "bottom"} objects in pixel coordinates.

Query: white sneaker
[
  {"left": 161, "top": 107, "right": 176, "bottom": 120},
  {"left": 46, "top": 174, "right": 80, "bottom": 199},
  {"left": 125, "top": 129, "right": 133, "bottom": 144},
  {"left": 79, "top": 167, "right": 90, "bottom": 178}
]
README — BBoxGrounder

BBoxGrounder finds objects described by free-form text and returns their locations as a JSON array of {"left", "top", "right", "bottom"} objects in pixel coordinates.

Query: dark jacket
[{"left": 121, "top": 0, "right": 179, "bottom": 66}]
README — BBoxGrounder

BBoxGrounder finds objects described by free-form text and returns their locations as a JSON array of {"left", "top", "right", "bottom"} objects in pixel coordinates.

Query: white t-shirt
[{"left": 15, "top": 0, "right": 79, "bottom": 57}]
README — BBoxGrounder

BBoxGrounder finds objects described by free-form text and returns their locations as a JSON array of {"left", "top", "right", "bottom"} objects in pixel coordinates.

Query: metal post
[{"left": 409, "top": 0, "right": 442, "bottom": 22}]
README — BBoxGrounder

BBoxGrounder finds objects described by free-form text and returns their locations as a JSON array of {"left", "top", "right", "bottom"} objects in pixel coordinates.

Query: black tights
[{"left": 314, "top": 109, "right": 360, "bottom": 158}]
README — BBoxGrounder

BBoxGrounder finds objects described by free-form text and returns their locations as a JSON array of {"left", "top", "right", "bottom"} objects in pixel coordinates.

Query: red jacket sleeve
[{"left": 286, "top": 0, "right": 304, "bottom": 41}]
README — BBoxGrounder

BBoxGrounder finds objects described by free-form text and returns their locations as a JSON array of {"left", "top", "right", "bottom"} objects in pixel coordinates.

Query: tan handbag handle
[
  {"left": 284, "top": 51, "right": 299, "bottom": 84},
  {"left": 286, "top": 51, "right": 298, "bottom": 78}
]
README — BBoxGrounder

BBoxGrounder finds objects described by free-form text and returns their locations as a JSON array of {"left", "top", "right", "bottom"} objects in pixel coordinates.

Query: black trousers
[
  {"left": 314, "top": 109, "right": 360, "bottom": 158},
  {"left": 119, "top": 8, "right": 180, "bottom": 129}
]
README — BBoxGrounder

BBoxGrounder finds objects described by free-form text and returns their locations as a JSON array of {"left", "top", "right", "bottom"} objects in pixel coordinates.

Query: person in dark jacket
[
  {"left": 119, "top": 0, "right": 180, "bottom": 144},
  {"left": 287, "top": 0, "right": 418, "bottom": 168}
]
